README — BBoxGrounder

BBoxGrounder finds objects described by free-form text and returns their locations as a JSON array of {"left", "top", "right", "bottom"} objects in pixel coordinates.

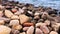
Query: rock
[
  {"left": 36, "top": 23, "right": 46, "bottom": 27},
  {"left": 0, "top": 20, "right": 5, "bottom": 25},
  {"left": 34, "top": 12, "right": 40, "bottom": 16},
  {"left": 9, "top": 20, "right": 19, "bottom": 26},
  {"left": 0, "top": 17, "right": 10, "bottom": 22},
  {"left": 19, "top": 14, "right": 29, "bottom": 24},
  {"left": 27, "top": 26, "right": 34, "bottom": 34},
  {"left": 0, "top": 5, "right": 3, "bottom": 9},
  {"left": 22, "top": 7, "right": 27, "bottom": 10},
  {"left": 23, "top": 22, "right": 34, "bottom": 27},
  {"left": 14, "top": 11, "right": 21, "bottom": 15},
  {"left": 41, "top": 12, "right": 48, "bottom": 19},
  {"left": 19, "top": 8, "right": 24, "bottom": 14},
  {"left": 40, "top": 26, "right": 50, "bottom": 34},
  {"left": 49, "top": 31, "right": 58, "bottom": 34},
  {"left": 0, "top": 11, "right": 3, "bottom": 17},
  {"left": 38, "top": 19, "right": 44, "bottom": 22},
  {"left": 27, "top": 11, "right": 33, "bottom": 15},
  {"left": 11, "top": 15, "right": 19, "bottom": 19},
  {"left": 51, "top": 23, "right": 60, "bottom": 31},
  {"left": 11, "top": 29, "right": 19, "bottom": 34},
  {"left": 0, "top": 5, "right": 4, "bottom": 10},
  {"left": 54, "top": 16, "right": 60, "bottom": 23},
  {"left": 34, "top": 16, "right": 40, "bottom": 19},
  {"left": 23, "top": 27, "right": 29, "bottom": 31},
  {"left": 11, "top": 8, "right": 17, "bottom": 13},
  {"left": 19, "top": 32, "right": 26, "bottom": 34},
  {"left": 15, "top": 6, "right": 18, "bottom": 8},
  {"left": 5, "top": 10, "right": 13, "bottom": 18},
  {"left": 12, "top": 25, "right": 22, "bottom": 30},
  {"left": 0, "top": 25, "right": 11, "bottom": 34},
  {"left": 5, "top": 5, "right": 11, "bottom": 9},
  {"left": 44, "top": 20, "right": 50, "bottom": 26},
  {"left": 50, "top": 14, "right": 56, "bottom": 17},
  {"left": 35, "top": 28, "right": 43, "bottom": 34}
]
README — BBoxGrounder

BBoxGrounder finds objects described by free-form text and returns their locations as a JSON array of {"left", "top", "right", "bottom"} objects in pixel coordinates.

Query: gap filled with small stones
[{"left": 0, "top": 1, "right": 60, "bottom": 34}]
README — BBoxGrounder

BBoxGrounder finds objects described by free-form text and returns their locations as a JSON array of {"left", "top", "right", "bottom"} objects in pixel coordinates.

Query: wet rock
[
  {"left": 11, "top": 15, "right": 19, "bottom": 19},
  {"left": 49, "top": 31, "right": 58, "bottom": 34},
  {"left": 40, "top": 25, "right": 50, "bottom": 34},
  {"left": 0, "top": 25, "right": 11, "bottom": 34},
  {"left": 9, "top": 20, "right": 19, "bottom": 26},
  {"left": 27, "top": 26, "right": 34, "bottom": 34},
  {"left": 5, "top": 10, "right": 13, "bottom": 18},
  {"left": 19, "top": 14, "right": 29, "bottom": 24},
  {"left": 12, "top": 25, "right": 22, "bottom": 30},
  {"left": 35, "top": 28, "right": 43, "bottom": 34},
  {"left": 23, "top": 27, "right": 29, "bottom": 31},
  {"left": 0, "top": 20, "right": 5, "bottom": 25}
]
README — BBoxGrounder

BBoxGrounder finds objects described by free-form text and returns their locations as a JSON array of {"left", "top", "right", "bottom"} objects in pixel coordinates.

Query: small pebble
[
  {"left": 34, "top": 12, "right": 40, "bottom": 16},
  {"left": 12, "top": 25, "right": 22, "bottom": 30},
  {"left": 23, "top": 27, "right": 29, "bottom": 31},
  {"left": 49, "top": 31, "right": 58, "bottom": 34},
  {"left": 23, "top": 22, "right": 34, "bottom": 27},
  {"left": 35, "top": 28, "right": 43, "bottom": 34},
  {"left": 0, "top": 11, "right": 3, "bottom": 17},
  {"left": 14, "top": 11, "right": 21, "bottom": 15},
  {"left": 9, "top": 20, "right": 19, "bottom": 26},
  {"left": 27, "top": 26, "right": 34, "bottom": 34},
  {"left": 11, "top": 8, "right": 17, "bottom": 13},
  {"left": 5, "top": 10, "right": 13, "bottom": 18},
  {"left": 44, "top": 20, "right": 50, "bottom": 26},
  {"left": 11, "top": 15, "right": 19, "bottom": 19},
  {"left": 0, "top": 20, "right": 5, "bottom": 25},
  {"left": 0, "top": 25, "right": 11, "bottom": 34},
  {"left": 19, "top": 14, "right": 29, "bottom": 24},
  {"left": 36, "top": 23, "right": 46, "bottom": 27},
  {"left": 40, "top": 25, "right": 50, "bottom": 34},
  {"left": 19, "top": 8, "right": 24, "bottom": 14}
]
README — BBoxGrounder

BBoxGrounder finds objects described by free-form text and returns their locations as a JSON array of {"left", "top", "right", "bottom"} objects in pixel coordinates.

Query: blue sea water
[{"left": 9, "top": 0, "right": 60, "bottom": 9}]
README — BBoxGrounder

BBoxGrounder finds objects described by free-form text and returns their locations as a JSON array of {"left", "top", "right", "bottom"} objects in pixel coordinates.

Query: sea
[
  {"left": 9, "top": 0, "right": 60, "bottom": 9},
  {"left": 9, "top": 0, "right": 60, "bottom": 14}
]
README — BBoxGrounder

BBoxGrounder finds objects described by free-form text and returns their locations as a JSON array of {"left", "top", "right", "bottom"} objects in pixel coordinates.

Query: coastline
[{"left": 0, "top": 1, "right": 60, "bottom": 34}]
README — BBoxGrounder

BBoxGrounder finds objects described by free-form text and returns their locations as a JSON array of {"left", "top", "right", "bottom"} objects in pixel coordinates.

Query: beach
[{"left": 0, "top": 0, "right": 60, "bottom": 34}]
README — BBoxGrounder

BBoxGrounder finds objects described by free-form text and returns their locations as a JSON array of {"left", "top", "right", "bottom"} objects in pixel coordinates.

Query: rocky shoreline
[{"left": 0, "top": 1, "right": 60, "bottom": 34}]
